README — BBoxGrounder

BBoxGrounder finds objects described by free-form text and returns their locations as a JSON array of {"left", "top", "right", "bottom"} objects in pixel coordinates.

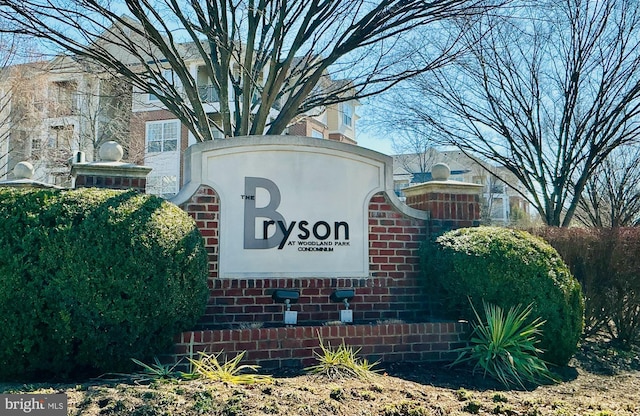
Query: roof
[{"left": 392, "top": 149, "right": 472, "bottom": 175}]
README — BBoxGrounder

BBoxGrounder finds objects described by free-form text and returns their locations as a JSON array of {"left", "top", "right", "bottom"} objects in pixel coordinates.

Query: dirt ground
[{"left": 1, "top": 339, "right": 639, "bottom": 416}]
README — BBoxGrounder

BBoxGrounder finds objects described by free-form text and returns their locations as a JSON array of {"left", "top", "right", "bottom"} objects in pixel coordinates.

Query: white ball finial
[
  {"left": 13, "top": 161, "right": 34, "bottom": 179},
  {"left": 431, "top": 163, "right": 451, "bottom": 181},
  {"left": 99, "top": 141, "right": 124, "bottom": 162}
]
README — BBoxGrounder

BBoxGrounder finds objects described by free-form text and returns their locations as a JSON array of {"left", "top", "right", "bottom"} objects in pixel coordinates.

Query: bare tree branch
[
  {"left": 382, "top": 0, "right": 640, "bottom": 226},
  {"left": 575, "top": 145, "right": 640, "bottom": 227},
  {"left": 0, "top": 0, "right": 505, "bottom": 141}
]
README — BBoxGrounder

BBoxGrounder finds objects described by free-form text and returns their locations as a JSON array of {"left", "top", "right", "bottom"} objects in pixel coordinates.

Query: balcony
[{"left": 198, "top": 85, "right": 219, "bottom": 103}]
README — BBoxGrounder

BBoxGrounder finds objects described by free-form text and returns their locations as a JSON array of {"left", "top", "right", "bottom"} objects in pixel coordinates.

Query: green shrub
[
  {"left": 0, "top": 187, "right": 209, "bottom": 379},
  {"left": 534, "top": 227, "right": 640, "bottom": 346},
  {"left": 422, "top": 227, "right": 584, "bottom": 366}
]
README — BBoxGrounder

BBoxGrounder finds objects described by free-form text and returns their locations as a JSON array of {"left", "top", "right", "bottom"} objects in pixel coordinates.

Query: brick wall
[
  {"left": 74, "top": 175, "right": 147, "bottom": 193},
  {"left": 180, "top": 186, "right": 219, "bottom": 281},
  {"left": 406, "top": 192, "right": 481, "bottom": 235},
  {"left": 173, "top": 322, "right": 467, "bottom": 370},
  {"left": 70, "top": 169, "right": 477, "bottom": 367},
  {"left": 180, "top": 187, "right": 432, "bottom": 329},
  {"left": 174, "top": 183, "right": 480, "bottom": 367},
  {"left": 287, "top": 118, "right": 329, "bottom": 139},
  {"left": 75, "top": 142, "right": 481, "bottom": 368},
  {"left": 287, "top": 122, "right": 307, "bottom": 137}
]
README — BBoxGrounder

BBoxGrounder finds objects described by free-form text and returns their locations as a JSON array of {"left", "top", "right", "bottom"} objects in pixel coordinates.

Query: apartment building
[
  {"left": 129, "top": 55, "right": 359, "bottom": 197},
  {"left": 0, "top": 37, "right": 360, "bottom": 195},
  {"left": 287, "top": 99, "right": 358, "bottom": 145},
  {"left": 0, "top": 55, "right": 133, "bottom": 187},
  {"left": 393, "top": 148, "right": 531, "bottom": 224}
]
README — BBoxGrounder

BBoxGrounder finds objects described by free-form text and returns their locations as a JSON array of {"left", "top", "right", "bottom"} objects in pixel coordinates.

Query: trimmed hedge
[
  {"left": 422, "top": 227, "right": 584, "bottom": 366},
  {"left": 534, "top": 227, "right": 640, "bottom": 346},
  {"left": 0, "top": 188, "right": 209, "bottom": 380}
]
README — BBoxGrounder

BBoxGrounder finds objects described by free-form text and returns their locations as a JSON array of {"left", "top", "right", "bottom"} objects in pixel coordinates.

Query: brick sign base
[
  {"left": 167, "top": 186, "right": 473, "bottom": 368},
  {"left": 173, "top": 322, "right": 467, "bottom": 370},
  {"left": 166, "top": 137, "right": 482, "bottom": 368}
]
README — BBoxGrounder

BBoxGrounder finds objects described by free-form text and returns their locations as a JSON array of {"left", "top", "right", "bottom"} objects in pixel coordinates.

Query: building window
[
  {"left": 49, "top": 81, "right": 77, "bottom": 116},
  {"left": 311, "top": 129, "right": 324, "bottom": 139},
  {"left": 198, "top": 84, "right": 219, "bottom": 103},
  {"left": 48, "top": 125, "right": 74, "bottom": 149},
  {"left": 196, "top": 66, "right": 220, "bottom": 103},
  {"left": 146, "top": 175, "right": 178, "bottom": 198},
  {"left": 342, "top": 103, "right": 353, "bottom": 127},
  {"left": 146, "top": 120, "right": 179, "bottom": 153},
  {"left": 29, "top": 135, "right": 42, "bottom": 159},
  {"left": 148, "top": 69, "right": 178, "bottom": 102}
]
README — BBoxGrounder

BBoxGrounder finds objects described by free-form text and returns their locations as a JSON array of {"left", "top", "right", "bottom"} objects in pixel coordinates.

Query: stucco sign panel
[{"left": 173, "top": 136, "right": 402, "bottom": 278}]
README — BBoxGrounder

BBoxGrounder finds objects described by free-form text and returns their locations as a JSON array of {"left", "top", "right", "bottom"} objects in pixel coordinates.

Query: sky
[
  {"left": 356, "top": 132, "right": 394, "bottom": 155},
  {"left": 354, "top": 102, "right": 396, "bottom": 156}
]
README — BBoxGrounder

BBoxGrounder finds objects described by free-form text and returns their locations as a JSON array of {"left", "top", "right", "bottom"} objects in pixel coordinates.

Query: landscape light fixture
[
  {"left": 272, "top": 289, "right": 300, "bottom": 325},
  {"left": 330, "top": 289, "right": 355, "bottom": 323}
]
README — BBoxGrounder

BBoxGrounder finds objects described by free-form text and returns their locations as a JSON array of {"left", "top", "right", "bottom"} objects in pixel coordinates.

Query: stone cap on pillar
[
  {"left": 71, "top": 141, "right": 152, "bottom": 192},
  {"left": 71, "top": 141, "right": 152, "bottom": 179},
  {"left": 402, "top": 163, "right": 484, "bottom": 198},
  {"left": 0, "top": 161, "right": 63, "bottom": 189}
]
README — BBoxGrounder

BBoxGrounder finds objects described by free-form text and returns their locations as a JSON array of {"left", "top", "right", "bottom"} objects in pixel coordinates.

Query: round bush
[
  {"left": 0, "top": 187, "right": 209, "bottom": 379},
  {"left": 422, "top": 227, "right": 584, "bottom": 366}
]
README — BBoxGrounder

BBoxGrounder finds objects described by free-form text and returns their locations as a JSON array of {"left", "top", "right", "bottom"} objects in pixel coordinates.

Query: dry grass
[{"left": 0, "top": 339, "right": 638, "bottom": 416}]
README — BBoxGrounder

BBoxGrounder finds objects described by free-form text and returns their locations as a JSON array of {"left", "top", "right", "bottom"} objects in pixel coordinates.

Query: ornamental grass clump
[
  {"left": 305, "top": 335, "right": 380, "bottom": 380},
  {"left": 187, "top": 351, "right": 274, "bottom": 385},
  {"left": 451, "top": 300, "right": 556, "bottom": 389}
]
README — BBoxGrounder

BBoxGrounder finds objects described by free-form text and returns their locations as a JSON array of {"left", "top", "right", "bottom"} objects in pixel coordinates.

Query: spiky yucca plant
[
  {"left": 130, "top": 357, "right": 183, "bottom": 380},
  {"left": 451, "top": 301, "right": 557, "bottom": 388}
]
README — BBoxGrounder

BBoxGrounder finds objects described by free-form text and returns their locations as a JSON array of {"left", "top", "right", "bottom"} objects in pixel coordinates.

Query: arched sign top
[{"left": 172, "top": 136, "right": 427, "bottom": 278}]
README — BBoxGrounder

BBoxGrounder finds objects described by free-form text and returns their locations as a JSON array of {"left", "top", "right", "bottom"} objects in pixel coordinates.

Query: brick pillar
[
  {"left": 403, "top": 163, "right": 483, "bottom": 235},
  {"left": 71, "top": 141, "right": 151, "bottom": 192}
]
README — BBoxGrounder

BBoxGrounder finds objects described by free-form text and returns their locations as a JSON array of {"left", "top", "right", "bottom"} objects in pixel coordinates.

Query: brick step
[{"left": 171, "top": 321, "right": 468, "bottom": 370}]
